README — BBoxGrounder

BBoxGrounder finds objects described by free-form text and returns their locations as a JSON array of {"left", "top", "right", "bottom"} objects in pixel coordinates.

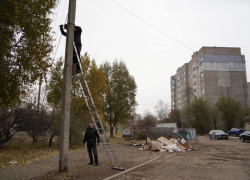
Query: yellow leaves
[{"left": 0, "top": 146, "right": 59, "bottom": 169}]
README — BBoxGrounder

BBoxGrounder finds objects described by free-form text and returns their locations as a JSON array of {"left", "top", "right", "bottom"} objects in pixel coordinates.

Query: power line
[
  {"left": 76, "top": 16, "right": 190, "bottom": 51},
  {"left": 111, "top": 0, "right": 250, "bottom": 79},
  {"left": 53, "top": 0, "right": 69, "bottom": 61},
  {"left": 111, "top": 0, "right": 194, "bottom": 52}
]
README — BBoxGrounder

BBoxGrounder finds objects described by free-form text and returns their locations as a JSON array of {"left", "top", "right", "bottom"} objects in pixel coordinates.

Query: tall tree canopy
[
  {"left": 154, "top": 100, "right": 169, "bottom": 121},
  {"left": 46, "top": 53, "right": 107, "bottom": 144},
  {"left": 100, "top": 60, "right": 137, "bottom": 137},
  {"left": 216, "top": 95, "right": 241, "bottom": 130},
  {"left": 183, "top": 97, "right": 211, "bottom": 134},
  {"left": 0, "top": 0, "right": 57, "bottom": 109}
]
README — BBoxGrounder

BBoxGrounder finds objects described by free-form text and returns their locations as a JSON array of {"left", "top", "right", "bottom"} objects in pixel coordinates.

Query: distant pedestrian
[
  {"left": 83, "top": 122, "right": 100, "bottom": 166},
  {"left": 60, "top": 24, "right": 82, "bottom": 74}
]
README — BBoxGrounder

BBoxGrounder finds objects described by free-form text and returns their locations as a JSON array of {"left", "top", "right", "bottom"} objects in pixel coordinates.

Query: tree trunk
[
  {"left": 115, "top": 125, "right": 118, "bottom": 134},
  {"left": 110, "top": 125, "right": 114, "bottom": 137},
  {"left": 49, "top": 133, "right": 55, "bottom": 147},
  {"left": 32, "top": 135, "right": 37, "bottom": 145},
  {"left": 214, "top": 115, "right": 217, "bottom": 130}
]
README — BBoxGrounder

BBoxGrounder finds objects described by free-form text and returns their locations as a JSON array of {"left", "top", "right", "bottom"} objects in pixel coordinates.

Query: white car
[
  {"left": 209, "top": 130, "right": 228, "bottom": 140},
  {"left": 122, "top": 129, "right": 131, "bottom": 138}
]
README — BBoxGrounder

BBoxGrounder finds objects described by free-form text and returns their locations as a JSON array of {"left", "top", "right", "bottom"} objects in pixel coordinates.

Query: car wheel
[
  {"left": 226, "top": 137, "right": 228, "bottom": 140},
  {"left": 122, "top": 135, "right": 124, "bottom": 138},
  {"left": 216, "top": 136, "right": 219, "bottom": 140},
  {"left": 241, "top": 137, "right": 244, "bottom": 142},
  {"left": 209, "top": 136, "right": 212, "bottom": 139}
]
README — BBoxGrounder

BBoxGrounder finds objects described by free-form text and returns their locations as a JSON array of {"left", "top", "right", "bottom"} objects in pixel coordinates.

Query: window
[
  {"left": 193, "top": 67, "right": 196, "bottom": 71},
  {"left": 202, "top": 89, "right": 204, "bottom": 94},
  {"left": 201, "top": 72, "right": 203, "bottom": 77},
  {"left": 193, "top": 74, "right": 196, "bottom": 78}
]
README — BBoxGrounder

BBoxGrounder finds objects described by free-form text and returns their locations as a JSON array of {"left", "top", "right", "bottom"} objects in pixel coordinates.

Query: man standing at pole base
[{"left": 83, "top": 122, "right": 100, "bottom": 166}]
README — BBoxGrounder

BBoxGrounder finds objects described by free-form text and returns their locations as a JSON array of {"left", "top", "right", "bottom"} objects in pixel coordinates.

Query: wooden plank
[{"left": 157, "top": 136, "right": 174, "bottom": 146}]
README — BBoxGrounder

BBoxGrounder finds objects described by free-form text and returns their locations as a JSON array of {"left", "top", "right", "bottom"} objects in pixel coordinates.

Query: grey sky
[{"left": 52, "top": 0, "right": 250, "bottom": 116}]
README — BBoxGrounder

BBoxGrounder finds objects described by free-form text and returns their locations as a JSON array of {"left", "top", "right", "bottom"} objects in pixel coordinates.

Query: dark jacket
[
  {"left": 83, "top": 127, "right": 100, "bottom": 144},
  {"left": 60, "top": 25, "right": 82, "bottom": 44}
]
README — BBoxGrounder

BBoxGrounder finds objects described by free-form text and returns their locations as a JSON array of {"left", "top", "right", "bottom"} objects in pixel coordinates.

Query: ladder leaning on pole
[{"left": 73, "top": 42, "right": 125, "bottom": 171}]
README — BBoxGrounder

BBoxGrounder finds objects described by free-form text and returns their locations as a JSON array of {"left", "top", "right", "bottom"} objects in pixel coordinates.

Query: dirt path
[
  {"left": 0, "top": 143, "right": 157, "bottom": 180},
  {"left": 1, "top": 136, "right": 249, "bottom": 180}
]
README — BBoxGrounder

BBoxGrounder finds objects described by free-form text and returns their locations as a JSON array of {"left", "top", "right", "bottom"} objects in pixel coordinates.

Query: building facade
[{"left": 171, "top": 46, "right": 248, "bottom": 110}]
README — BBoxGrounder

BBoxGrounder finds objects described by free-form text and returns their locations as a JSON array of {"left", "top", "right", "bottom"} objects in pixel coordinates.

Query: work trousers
[
  {"left": 73, "top": 43, "right": 82, "bottom": 72},
  {"left": 87, "top": 141, "right": 98, "bottom": 164}
]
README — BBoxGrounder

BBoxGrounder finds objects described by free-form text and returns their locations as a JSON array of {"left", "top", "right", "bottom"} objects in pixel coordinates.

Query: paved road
[{"left": 113, "top": 136, "right": 250, "bottom": 180}]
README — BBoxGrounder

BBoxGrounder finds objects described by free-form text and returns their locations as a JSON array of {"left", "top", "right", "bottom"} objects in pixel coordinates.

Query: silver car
[
  {"left": 122, "top": 129, "right": 131, "bottom": 138},
  {"left": 209, "top": 130, "right": 228, "bottom": 140}
]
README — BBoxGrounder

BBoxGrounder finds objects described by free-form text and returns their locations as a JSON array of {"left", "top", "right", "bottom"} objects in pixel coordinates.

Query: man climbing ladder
[{"left": 60, "top": 24, "right": 82, "bottom": 75}]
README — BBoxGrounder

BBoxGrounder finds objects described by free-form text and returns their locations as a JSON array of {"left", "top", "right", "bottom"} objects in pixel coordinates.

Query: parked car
[
  {"left": 209, "top": 130, "right": 228, "bottom": 140},
  {"left": 239, "top": 131, "right": 250, "bottom": 142},
  {"left": 122, "top": 129, "right": 131, "bottom": 138},
  {"left": 227, "top": 128, "right": 243, "bottom": 137}
]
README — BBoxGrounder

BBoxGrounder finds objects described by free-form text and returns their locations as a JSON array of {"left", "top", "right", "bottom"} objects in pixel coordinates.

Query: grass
[
  {"left": 0, "top": 133, "right": 83, "bottom": 169},
  {"left": 0, "top": 131, "right": 145, "bottom": 169}
]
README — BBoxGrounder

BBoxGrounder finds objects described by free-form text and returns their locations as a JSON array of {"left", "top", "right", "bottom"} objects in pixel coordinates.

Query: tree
[
  {"left": 46, "top": 53, "right": 107, "bottom": 145},
  {"left": 143, "top": 111, "right": 157, "bottom": 128},
  {"left": 0, "top": 107, "right": 25, "bottom": 145},
  {"left": 100, "top": 60, "right": 137, "bottom": 137},
  {"left": 216, "top": 95, "right": 241, "bottom": 131},
  {"left": 154, "top": 100, "right": 169, "bottom": 122},
  {"left": 0, "top": 0, "right": 57, "bottom": 109},
  {"left": 22, "top": 104, "right": 51, "bottom": 144},
  {"left": 46, "top": 58, "right": 64, "bottom": 109},
  {"left": 183, "top": 97, "right": 211, "bottom": 134},
  {"left": 168, "top": 109, "right": 182, "bottom": 127}
]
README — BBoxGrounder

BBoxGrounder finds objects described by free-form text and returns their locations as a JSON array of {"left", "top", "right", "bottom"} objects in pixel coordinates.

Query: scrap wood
[
  {"left": 144, "top": 145, "right": 150, "bottom": 150},
  {"left": 157, "top": 136, "right": 174, "bottom": 146},
  {"left": 151, "top": 141, "right": 162, "bottom": 151},
  {"left": 184, "top": 142, "right": 190, "bottom": 149},
  {"left": 177, "top": 143, "right": 186, "bottom": 150}
]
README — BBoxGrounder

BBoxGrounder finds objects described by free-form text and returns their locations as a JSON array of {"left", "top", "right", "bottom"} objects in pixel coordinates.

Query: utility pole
[
  {"left": 37, "top": 76, "right": 42, "bottom": 112},
  {"left": 59, "top": 0, "right": 76, "bottom": 172}
]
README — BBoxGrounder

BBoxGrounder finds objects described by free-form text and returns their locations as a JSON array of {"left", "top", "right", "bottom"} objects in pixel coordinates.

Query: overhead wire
[
  {"left": 53, "top": 0, "right": 69, "bottom": 61},
  {"left": 111, "top": 0, "right": 250, "bottom": 79},
  {"left": 76, "top": 16, "right": 189, "bottom": 51},
  {"left": 111, "top": 0, "right": 194, "bottom": 52}
]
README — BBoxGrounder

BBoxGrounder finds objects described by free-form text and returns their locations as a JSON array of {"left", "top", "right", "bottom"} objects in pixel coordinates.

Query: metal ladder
[{"left": 73, "top": 42, "right": 125, "bottom": 171}]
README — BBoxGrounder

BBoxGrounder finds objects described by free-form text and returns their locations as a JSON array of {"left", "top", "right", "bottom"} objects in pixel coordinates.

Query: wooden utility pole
[{"left": 59, "top": 0, "right": 76, "bottom": 172}]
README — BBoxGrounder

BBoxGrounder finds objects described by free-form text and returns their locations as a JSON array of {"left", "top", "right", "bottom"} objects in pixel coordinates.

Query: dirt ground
[{"left": 1, "top": 136, "right": 250, "bottom": 180}]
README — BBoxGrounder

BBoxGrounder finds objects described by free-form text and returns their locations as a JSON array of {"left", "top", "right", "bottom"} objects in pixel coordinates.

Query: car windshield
[
  {"left": 124, "top": 130, "right": 130, "bottom": 132},
  {"left": 214, "top": 130, "right": 224, "bottom": 133}
]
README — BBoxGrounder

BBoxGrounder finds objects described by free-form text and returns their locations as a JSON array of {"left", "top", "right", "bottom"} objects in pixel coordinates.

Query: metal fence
[
  {"left": 178, "top": 128, "right": 197, "bottom": 140},
  {"left": 147, "top": 127, "right": 197, "bottom": 140}
]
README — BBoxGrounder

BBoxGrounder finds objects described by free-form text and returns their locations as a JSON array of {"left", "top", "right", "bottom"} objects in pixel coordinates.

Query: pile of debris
[{"left": 144, "top": 136, "right": 193, "bottom": 152}]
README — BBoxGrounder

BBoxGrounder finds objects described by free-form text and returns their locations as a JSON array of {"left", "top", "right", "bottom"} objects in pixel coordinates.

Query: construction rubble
[{"left": 125, "top": 136, "right": 193, "bottom": 153}]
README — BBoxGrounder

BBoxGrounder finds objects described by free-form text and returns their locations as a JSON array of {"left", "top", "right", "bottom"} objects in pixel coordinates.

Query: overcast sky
[{"left": 51, "top": 0, "right": 250, "bottom": 117}]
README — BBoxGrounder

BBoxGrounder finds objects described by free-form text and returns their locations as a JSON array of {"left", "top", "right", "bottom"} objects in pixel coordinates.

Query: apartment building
[{"left": 171, "top": 46, "right": 248, "bottom": 110}]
